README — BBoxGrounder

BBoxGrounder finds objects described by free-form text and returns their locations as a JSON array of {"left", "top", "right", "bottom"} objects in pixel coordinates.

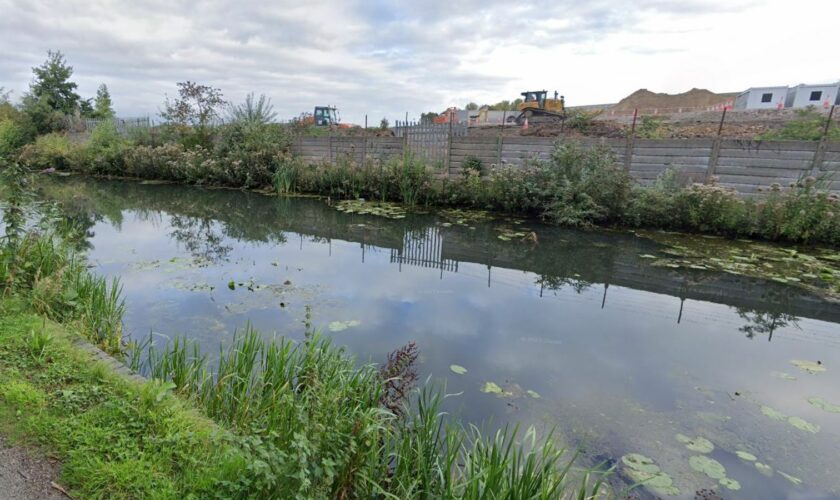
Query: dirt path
[{"left": 0, "top": 436, "right": 66, "bottom": 500}]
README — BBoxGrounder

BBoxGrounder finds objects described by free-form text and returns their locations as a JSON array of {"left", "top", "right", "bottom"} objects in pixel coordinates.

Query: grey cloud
[{"left": 0, "top": 0, "right": 753, "bottom": 122}]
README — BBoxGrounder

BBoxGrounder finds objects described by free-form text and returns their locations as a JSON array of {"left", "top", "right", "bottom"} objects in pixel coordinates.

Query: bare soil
[
  {"left": 0, "top": 436, "right": 65, "bottom": 500},
  {"left": 611, "top": 88, "right": 738, "bottom": 112}
]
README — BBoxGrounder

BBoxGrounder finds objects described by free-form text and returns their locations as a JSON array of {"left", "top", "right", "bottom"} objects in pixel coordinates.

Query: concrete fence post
[
  {"left": 704, "top": 109, "right": 728, "bottom": 183},
  {"left": 810, "top": 104, "right": 835, "bottom": 176},
  {"left": 623, "top": 109, "right": 637, "bottom": 171}
]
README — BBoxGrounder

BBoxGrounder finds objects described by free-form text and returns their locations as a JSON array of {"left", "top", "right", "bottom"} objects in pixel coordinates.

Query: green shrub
[
  {"left": 81, "top": 120, "right": 129, "bottom": 175},
  {"left": 636, "top": 116, "right": 669, "bottom": 139},
  {"left": 17, "top": 132, "right": 78, "bottom": 170},
  {"left": 0, "top": 120, "right": 30, "bottom": 159}
]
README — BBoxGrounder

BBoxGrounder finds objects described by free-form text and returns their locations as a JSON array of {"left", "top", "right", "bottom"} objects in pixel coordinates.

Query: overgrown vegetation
[{"left": 758, "top": 106, "right": 840, "bottom": 141}]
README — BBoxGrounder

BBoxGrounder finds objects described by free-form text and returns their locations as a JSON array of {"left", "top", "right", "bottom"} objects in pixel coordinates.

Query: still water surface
[{"left": 38, "top": 177, "right": 840, "bottom": 498}]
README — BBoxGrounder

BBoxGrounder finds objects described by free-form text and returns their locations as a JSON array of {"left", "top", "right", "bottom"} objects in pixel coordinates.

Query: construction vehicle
[
  {"left": 509, "top": 90, "right": 566, "bottom": 125},
  {"left": 313, "top": 106, "right": 338, "bottom": 126}
]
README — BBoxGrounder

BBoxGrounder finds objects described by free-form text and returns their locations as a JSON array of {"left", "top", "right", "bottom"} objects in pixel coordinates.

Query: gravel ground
[{"left": 0, "top": 436, "right": 66, "bottom": 500}]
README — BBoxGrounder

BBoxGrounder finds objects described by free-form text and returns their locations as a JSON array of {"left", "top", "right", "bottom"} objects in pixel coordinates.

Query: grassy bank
[{"left": 0, "top": 299, "right": 242, "bottom": 498}]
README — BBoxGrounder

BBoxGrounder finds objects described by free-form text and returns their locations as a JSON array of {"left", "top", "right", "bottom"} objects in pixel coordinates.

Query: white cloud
[{"left": 1, "top": 0, "right": 837, "bottom": 123}]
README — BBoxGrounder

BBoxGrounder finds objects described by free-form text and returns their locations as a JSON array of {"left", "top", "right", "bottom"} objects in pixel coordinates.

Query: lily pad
[
  {"left": 791, "top": 359, "right": 826, "bottom": 374},
  {"left": 526, "top": 390, "right": 541, "bottom": 399},
  {"left": 755, "top": 462, "right": 773, "bottom": 477},
  {"left": 778, "top": 471, "right": 802, "bottom": 485},
  {"left": 735, "top": 451, "right": 757, "bottom": 462},
  {"left": 449, "top": 364, "right": 467, "bottom": 375},
  {"left": 787, "top": 416, "right": 820, "bottom": 433},
  {"left": 760, "top": 405, "right": 787, "bottom": 421},
  {"left": 808, "top": 397, "right": 840, "bottom": 413},
  {"left": 675, "top": 434, "right": 714, "bottom": 454},
  {"left": 719, "top": 477, "right": 741, "bottom": 491},
  {"left": 328, "top": 320, "right": 361, "bottom": 332},
  {"left": 689, "top": 455, "right": 726, "bottom": 480},
  {"left": 620, "top": 454, "right": 680, "bottom": 496}
]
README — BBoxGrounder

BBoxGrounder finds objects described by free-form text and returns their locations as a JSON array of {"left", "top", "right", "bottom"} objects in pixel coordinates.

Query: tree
[
  {"left": 27, "top": 50, "right": 82, "bottom": 115},
  {"left": 93, "top": 84, "right": 115, "bottom": 120},
  {"left": 465, "top": 102, "right": 479, "bottom": 111},
  {"left": 161, "top": 81, "right": 225, "bottom": 130},
  {"left": 420, "top": 111, "right": 440, "bottom": 124},
  {"left": 21, "top": 50, "right": 83, "bottom": 133},
  {"left": 379, "top": 117, "right": 389, "bottom": 130}
]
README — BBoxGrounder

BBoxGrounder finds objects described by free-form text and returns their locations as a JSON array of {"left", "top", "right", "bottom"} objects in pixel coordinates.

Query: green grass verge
[{"left": 0, "top": 298, "right": 244, "bottom": 499}]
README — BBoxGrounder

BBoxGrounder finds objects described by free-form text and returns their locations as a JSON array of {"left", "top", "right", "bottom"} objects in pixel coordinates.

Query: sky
[{"left": 1, "top": 0, "right": 838, "bottom": 124}]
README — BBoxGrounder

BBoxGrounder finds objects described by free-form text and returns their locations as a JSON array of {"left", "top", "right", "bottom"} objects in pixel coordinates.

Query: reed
[{"left": 138, "top": 328, "right": 610, "bottom": 498}]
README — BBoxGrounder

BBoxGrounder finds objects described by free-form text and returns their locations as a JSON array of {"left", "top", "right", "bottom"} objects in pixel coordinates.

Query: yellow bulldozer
[{"left": 509, "top": 90, "right": 566, "bottom": 125}]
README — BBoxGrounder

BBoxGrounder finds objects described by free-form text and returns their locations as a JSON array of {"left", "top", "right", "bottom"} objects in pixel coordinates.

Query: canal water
[{"left": 36, "top": 176, "right": 840, "bottom": 499}]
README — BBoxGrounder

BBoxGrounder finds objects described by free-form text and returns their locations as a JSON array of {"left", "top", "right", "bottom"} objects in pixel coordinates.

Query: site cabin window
[
  {"left": 810, "top": 91, "right": 822, "bottom": 101},
  {"left": 761, "top": 93, "right": 773, "bottom": 103}
]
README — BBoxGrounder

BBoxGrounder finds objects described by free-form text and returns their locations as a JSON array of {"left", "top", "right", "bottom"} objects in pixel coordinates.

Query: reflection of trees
[
  {"left": 168, "top": 215, "right": 232, "bottom": 263},
  {"left": 736, "top": 308, "right": 800, "bottom": 341},
  {"left": 536, "top": 275, "right": 593, "bottom": 294}
]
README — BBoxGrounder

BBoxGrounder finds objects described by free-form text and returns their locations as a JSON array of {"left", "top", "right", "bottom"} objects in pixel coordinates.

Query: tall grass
[
  {"left": 138, "top": 328, "right": 609, "bottom": 498},
  {"left": 1, "top": 161, "right": 125, "bottom": 352}
]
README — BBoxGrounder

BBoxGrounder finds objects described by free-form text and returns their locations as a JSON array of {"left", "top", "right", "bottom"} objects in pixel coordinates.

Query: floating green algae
[
  {"left": 791, "top": 359, "right": 826, "bottom": 374},
  {"left": 328, "top": 320, "right": 361, "bottom": 332},
  {"left": 449, "top": 364, "right": 467, "bottom": 375},
  {"left": 636, "top": 230, "right": 840, "bottom": 301},
  {"left": 771, "top": 371, "right": 797, "bottom": 381},
  {"left": 481, "top": 382, "right": 503, "bottom": 394},
  {"left": 437, "top": 208, "right": 493, "bottom": 226},
  {"left": 675, "top": 434, "right": 714, "bottom": 454},
  {"left": 526, "top": 390, "right": 541, "bottom": 399},
  {"left": 760, "top": 405, "right": 787, "bottom": 421},
  {"left": 808, "top": 397, "right": 840, "bottom": 413},
  {"left": 620, "top": 454, "right": 680, "bottom": 496},
  {"left": 735, "top": 451, "right": 757, "bottom": 462},
  {"left": 334, "top": 199, "right": 407, "bottom": 219},
  {"left": 688, "top": 455, "right": 727, "bottom": 480},
  {"left": 787, "top": 416, "right": 820, "bottom": 434}
]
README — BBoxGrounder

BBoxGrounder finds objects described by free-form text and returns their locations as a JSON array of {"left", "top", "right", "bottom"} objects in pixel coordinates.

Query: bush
[
  {"left": 80, "top": 120, "right": 129, "bottom": 175},
  {"left": 0, "top": 120, "right": 31, "bottom": 159},
  {"left": 17, "top": 132, "right": 78, "bottom": 170}
]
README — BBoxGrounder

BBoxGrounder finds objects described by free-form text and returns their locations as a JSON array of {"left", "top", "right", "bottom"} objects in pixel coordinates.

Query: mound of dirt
[{"left": 612, "top": 88, "right": 737, "bottom": 112}]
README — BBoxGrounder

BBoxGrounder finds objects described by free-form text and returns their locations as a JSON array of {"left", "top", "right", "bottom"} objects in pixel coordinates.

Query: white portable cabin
[
  {"left": 785, "top": 83, "right": 840, "bottom": 109},
  {"left": 733, "top": 86, "right": 789, "bottom": 110}
]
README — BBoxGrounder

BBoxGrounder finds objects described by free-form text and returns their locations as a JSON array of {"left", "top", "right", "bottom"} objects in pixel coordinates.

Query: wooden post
[
  {"left": 810, "top": 104, "right": 835, "bottom": 176},
  {"left": 705, "top": 108, "right": 727, "bottom": 183}
]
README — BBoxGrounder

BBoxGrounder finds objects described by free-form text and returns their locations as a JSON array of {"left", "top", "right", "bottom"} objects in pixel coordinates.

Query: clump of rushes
[{"left": 139, "top": 329, "right": 608, "bottom": 498}]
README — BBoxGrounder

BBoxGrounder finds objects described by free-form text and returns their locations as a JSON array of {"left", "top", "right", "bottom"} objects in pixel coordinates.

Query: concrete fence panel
[{"left": 295, "top": 133, "right": 840, "bottom": 195}]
